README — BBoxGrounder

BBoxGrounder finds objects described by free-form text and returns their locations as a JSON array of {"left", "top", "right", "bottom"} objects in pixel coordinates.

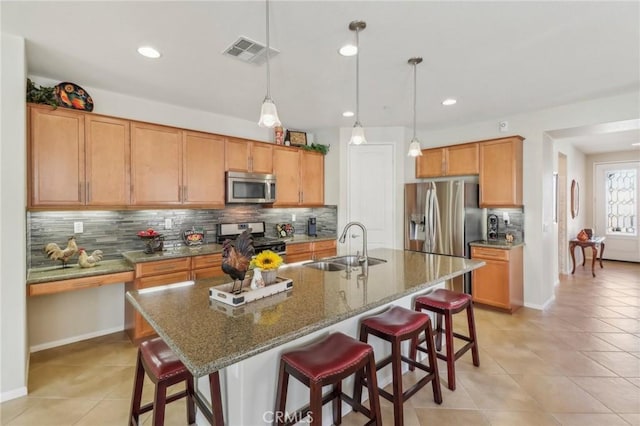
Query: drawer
[
  {"left": 192, "top": 253, "right": 222, "bottom": 270},
  {"left": 137, "top": 271, "right": 191, "bottom": 288},
  {"left": 314, "top": 249, "right": 337, "bottom": 260},
  {"left": 471, "top": 246, "right": 509, "bottom": 261},
  {"left": 313, "top": 240, "right": 336, "bottom": 251},
  {"left": 286, "top": 242, "right": 313, "bottom": 255},
  {"left": 135, "top": 257, "right": 191, "bottom": 277}
]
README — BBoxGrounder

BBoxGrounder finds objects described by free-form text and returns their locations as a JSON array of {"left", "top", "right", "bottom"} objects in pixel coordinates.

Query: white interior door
[
  {"left": 347, "top": 144, "right": 395, "bottom": 253},
  {"left": 594, "top": 161, "right": 640, "bottom": 262}
]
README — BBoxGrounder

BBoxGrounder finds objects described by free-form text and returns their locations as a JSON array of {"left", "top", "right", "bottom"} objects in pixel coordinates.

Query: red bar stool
[
  {"left": 353, "top": 305, "right": 442, "bottom": 426},
  {"left": 274, "top": 332, "right": 382, "bottom": 426},
  {"left": 129, "top": 337, "right": 195, "bottom": 425},
  {"left": 412, "top": 289, "right": 480, "bottom": 391},
  {"left": 129, "top": 337, "right": 225, "bottom": 426}
]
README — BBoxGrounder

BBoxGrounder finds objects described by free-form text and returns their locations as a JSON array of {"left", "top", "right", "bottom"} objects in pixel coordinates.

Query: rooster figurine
[
  {"left": 221, "top": 229, "right": 255, "bottom": 294},
  {"left": 78, "top": 248, "right": 104, "bottom": 268},
  {"left": 43, "top": 236, "right": 78, "bottom": 268}
]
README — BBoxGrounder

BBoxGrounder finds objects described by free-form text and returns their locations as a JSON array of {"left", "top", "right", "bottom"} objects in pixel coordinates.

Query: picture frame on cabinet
[{"left": 285, "top": 130, "right": 307, "bottom": 146}]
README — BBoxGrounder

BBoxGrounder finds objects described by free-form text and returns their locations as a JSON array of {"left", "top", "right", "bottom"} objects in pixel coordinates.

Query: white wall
[
  {"left": 0, "top": 33, "right": 28, "bottom": 401},
  {"left": 553, "top": 141, "right": 587, "bottom": 273},
  {"left": 406, "top": 90, "right": 639, "bottom": 309}
]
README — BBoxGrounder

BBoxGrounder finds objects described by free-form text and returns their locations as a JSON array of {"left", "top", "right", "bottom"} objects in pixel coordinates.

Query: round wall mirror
[{"left": 571, "top": 179, "right": 579, "bottom": 218}]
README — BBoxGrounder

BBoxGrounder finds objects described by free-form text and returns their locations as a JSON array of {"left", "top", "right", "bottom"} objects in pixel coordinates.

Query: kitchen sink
[
  {"left": 304, "top": 261, "right": 347, "bottom": 271},
  {"left": 326, "top": 256, "right": 387, "bottom": 267}
]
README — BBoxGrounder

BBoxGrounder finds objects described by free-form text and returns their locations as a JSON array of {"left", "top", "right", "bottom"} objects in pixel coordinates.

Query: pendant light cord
[
  {"left": 412, "top": 61, "right": 417, "bottom": 140},
  {"left": 355, "top": 27, "right": 360, "bottom": 125},
  {"left": 265, "top": 0, "right": 271, "bottom": 100}
]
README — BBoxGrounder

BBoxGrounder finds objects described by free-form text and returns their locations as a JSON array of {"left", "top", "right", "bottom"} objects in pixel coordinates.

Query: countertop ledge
[
  {"left": 469, "top": 240, "right": 525, "bottom": 249},
  {"left": 27, "top": 259, "right": 134, "bottom": 285},
  {"left": 27, "top": 238, "right": 338, "bottom": 284},
  {"left": 122, "top": 243, "right": 224, "bottom": 264}
]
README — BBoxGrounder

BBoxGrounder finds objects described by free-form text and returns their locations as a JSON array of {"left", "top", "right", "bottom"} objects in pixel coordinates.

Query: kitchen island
[{"left": 126, "top": 248, "right": 484, "bottom": 425}]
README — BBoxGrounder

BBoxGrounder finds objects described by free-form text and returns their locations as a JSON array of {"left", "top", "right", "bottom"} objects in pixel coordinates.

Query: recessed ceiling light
[
  {"left": 442, "top": 98, "right": 457, "bottom": 106},
  {"left": 137, "top": 46, "right": 161, "bottom": 59},
  {"left": 342, "top": 111, "right": 355, "bottom": 118},
  {"left": 632, "top": 142, "right": 640, "bottom": 146},
  {"left": 339, "top": 44, "right": 357, "bottom": 57}
]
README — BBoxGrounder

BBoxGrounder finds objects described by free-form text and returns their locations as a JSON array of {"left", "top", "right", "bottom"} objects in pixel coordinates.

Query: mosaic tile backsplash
[
  {"left": 487, "top": 207, "right": 525, "bottom": 241},
  {"left": 28, "top": 206, "right": 337, "bottom": 268}
]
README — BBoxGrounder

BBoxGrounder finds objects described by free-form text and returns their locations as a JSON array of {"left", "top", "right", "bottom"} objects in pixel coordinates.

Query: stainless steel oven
[{"left": 226, "top": 171, "right": 276, "bottom": 204}]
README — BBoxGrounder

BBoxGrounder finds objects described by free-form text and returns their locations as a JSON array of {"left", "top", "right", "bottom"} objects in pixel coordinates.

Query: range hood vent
[{"left": 222, "top": 36, "right": 279, "bottom": 65}]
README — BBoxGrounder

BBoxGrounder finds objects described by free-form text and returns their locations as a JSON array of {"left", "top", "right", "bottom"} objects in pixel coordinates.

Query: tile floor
[{"left": 1, "top": 260, "right": 639, "bottom": 425}]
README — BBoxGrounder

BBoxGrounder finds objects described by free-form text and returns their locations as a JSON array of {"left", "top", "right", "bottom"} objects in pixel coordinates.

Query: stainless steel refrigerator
[{"left": 405, "top": 180, "right": 483, "bottom": 294}]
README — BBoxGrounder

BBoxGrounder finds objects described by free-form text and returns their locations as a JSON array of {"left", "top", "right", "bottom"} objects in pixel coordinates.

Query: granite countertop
[
  {"left": 469, "top": 240, "right": 525, "bottom": 249},
  {"left": 122, "top": 243, "right": 224, "bottom": 264},
  {"left": 126, "top": 248, "right": 485, "bottom": 377},
  {"left": 27, "top": 259, "right": 134, "bottom": 285}
]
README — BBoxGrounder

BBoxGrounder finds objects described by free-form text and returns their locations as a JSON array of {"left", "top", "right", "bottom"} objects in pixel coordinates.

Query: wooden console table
[{"left": 569, "top": 237, "right": 605, "bottom": 277}]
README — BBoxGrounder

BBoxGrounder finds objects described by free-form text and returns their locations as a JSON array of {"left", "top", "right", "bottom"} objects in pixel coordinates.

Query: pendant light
[
  {"left": 258, "top": 0, "right": 281, "bottom": 128},
  {"left": 349, "top": 20, "right": 366, "bottom": 145},
  {"left": 407, "top": 57, "right": 423, "bottom": 157}
]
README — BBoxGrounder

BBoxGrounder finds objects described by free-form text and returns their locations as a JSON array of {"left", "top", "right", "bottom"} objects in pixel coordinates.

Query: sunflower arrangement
[{"left": 250, "top": 250, "right": 283, "bottom": 271}]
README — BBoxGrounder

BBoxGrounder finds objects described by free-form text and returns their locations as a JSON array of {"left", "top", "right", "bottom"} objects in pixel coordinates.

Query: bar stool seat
[
  {"left": 129, "top": 337, "right": 195, "bottom": 426},
  {"left": 354, "top": 305, "right": 442, "bottom": 426},
  {"left": 412, "top": 289, "right": 480, "bottom": 391},
  {"left": 274, "top": 332, "right": 382, "bottom": 426}
]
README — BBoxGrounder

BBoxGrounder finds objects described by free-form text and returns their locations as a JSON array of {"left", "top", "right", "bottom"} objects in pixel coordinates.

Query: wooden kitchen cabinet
[
  {"left": 191, "top": 253, "right": 225, "bottom": 279},
  {"left": 29, "top": 105, "right": 85, "bottom": 207},
  {"left": 182, "top": 131, "right": 225, "bottom": 207},
  {"left": 131, "top": 124, "right": 225, "bottom": 208},
  {"left": 130, "top": 122, "right": 182, "bottom": 205},
  {"left": 471, "top": 245, "right": 523, "bottom": 313},
  {"left": 225, "top": 137, "right": 273, "bottom": 174},
  {"left": 479, "top": 136, "right": 523, "bottom": 207},
  {"left": 286, "top": 240, "right": 337, "bottom": 263},
  {"left": 85, "top": 115, "right": 130, "bottom": 206},
  {"left": 28, "top": 104, "right": 131, "bottom": 208},
  {"left": 125, "top": 257, "right": 191, "bottom": 342},
  {"left": 415, "top": 143, "right": 478, "bottom": 178},
  {"left": 273, "top": 147, "right": 324, "bottom": 206}
]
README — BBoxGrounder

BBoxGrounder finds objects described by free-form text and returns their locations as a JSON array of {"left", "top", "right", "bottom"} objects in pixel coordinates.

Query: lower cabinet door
[{"left": 472, "top": 259, "right": 510, "bottom": 309}]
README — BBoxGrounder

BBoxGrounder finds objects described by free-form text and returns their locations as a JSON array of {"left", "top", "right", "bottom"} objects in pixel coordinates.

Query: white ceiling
[{"left": 3, "top": 1, "right": 639, "bottom": 152}]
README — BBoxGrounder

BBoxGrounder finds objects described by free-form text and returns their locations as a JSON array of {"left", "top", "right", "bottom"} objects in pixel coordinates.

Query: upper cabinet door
[
  {"left": 225, "top": 138, "right": 273, "bottom": 173},
  {"left": 272, "top": 146, "right": 301, "bottom": 206},
  {"left": 85, "top": 115, "right": 130, "bottom": 206},
  {"left": 479, "top": 136, "right": 523, "bottom": 207},
  {"left": 183, "top": 131, "right": 225, "bottom": 207},
  {"left": 416, "top": 148, "right": 445, "bottom": 178},
  {"left": 29, "top": 106, "right": 85, "bottom": 207},
  {"left": 250, "top": 143, "right": 273, "bottom": 174},
  {"left": 225, "top": 137, "right": 251, "bottom": 172},
  {"left": 130, "top": 122, "right": 182, "bottom": 205},
  {"left": 445, "top": 143, "right": 479, "bottom": 176},
  {"left": 300, "top": 151, "right": 324, "bottom": 206}
]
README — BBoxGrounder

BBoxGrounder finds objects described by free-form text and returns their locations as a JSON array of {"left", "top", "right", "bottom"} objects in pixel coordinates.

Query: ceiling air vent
[{"left": 222, "top": 36, "right": 279, "bottom": 65}]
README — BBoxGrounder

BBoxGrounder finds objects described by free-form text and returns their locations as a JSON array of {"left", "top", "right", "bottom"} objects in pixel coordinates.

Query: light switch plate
[
  {"left": 74, "top": 221, "right": 83, "bottom": 233},
  {"left": 165, "top": 218, "right": 172, "bottom": 229}
]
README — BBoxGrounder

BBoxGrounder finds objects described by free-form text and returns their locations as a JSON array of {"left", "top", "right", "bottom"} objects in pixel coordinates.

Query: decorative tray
[
  {"left": 209, "top": 276, "right": 293, "bottom": 307},
  {"left": 210, "top": 288, "right": 292, "bottom": 317}
]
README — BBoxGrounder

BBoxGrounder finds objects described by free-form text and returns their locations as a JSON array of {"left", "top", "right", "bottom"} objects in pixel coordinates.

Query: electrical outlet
[
  {"left": 164, "top": 218, "right": 172, "bottom": 229},
  {"left": 74, "top": 221, "right": 83, "bottom": 233},
  {"left": 291, "top": 214, "right": 296, "bottom": 222}
]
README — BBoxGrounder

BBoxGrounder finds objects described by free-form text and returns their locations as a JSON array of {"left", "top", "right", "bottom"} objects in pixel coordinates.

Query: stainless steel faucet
[{"left": 338, "top": 221, "right": 368, "bottom": 262}]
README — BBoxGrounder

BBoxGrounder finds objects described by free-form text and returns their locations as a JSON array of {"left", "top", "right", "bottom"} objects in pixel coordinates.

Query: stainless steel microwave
[{"left": 226, "top": 171, "right": 276, "bottom": 204}]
